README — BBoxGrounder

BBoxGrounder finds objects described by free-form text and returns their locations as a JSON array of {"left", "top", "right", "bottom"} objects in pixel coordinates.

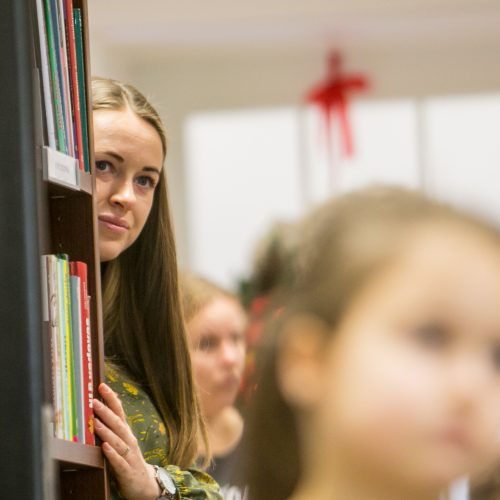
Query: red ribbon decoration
[{"left": 306, "top": 51, "right": 369, "bottom": 159}]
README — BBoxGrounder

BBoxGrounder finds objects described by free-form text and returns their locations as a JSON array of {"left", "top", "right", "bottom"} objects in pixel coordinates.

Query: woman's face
[
  {"left": 93, "top": 108, "right": 163, "bottom": 262},
  {"left": 283, "top": 224, "right": 500, "bottom": 490},
  {"left": 187, "top": 297, "right": 247, "bottom": 419}
]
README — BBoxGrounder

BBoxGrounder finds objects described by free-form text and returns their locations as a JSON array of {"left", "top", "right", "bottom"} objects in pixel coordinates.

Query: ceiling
[{"left": 87, "top": 0, "right": 500, "bottom": 53}]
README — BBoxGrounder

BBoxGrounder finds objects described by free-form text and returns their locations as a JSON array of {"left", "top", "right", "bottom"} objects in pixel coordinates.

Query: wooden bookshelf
[
  {"left": 50, "top": 438, "right": 104, "bottom": 468},
  {"left": 0, "top": 0, "right": 108, "bottom": 498}
]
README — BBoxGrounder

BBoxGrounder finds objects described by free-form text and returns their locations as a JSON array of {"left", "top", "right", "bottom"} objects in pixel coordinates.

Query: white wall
[{"left": 89, "top": 42, "right": 500, "bottom": 269}]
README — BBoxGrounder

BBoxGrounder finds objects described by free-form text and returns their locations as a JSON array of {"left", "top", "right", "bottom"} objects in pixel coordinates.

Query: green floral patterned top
[{"left": 105, "top": 363, "right": 222, "bottom": 500}]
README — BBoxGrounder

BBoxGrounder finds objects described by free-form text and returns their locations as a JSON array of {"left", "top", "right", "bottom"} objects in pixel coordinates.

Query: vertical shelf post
[{"left": 0, "top": 0, "right": 48, "bottom": 498}]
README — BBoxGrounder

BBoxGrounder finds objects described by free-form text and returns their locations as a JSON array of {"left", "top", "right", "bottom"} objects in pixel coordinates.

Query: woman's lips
[{"left": 98, "top": 215, "right": 129, "bottom": 233}]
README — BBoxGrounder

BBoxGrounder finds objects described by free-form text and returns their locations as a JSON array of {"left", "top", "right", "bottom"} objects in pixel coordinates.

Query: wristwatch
[{"left": 153, "top": 465, "right": 177, "bottom": 500}]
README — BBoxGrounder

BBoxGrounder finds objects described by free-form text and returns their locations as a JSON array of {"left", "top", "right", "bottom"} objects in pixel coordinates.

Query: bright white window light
[
  {"left": 423, "top": 93, "right": 500, "bottom": 224},
  {"left": 303, "top": 99, "right": 420, "bottom": 204},
  {"left": 184, "top": 95, "right": 499, "bottom": 288},
  {"left": 184, "top": 107, "right": 304, "bottom": 288}
]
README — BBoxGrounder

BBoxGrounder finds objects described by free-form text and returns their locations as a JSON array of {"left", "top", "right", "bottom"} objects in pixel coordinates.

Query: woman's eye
[
  {"left": 412, "top": 324, "right": 449, "bottom": 349},
  {"left": 136, "top": 175, "right": 156, "bottom": 189},
  {"left": 95, "top": 160, "right": 112, "bottom": 173}
]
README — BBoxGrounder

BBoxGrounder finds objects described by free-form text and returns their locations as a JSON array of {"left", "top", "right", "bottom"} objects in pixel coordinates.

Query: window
[{"left": 184, "top": 93, "right": 500, "bottom": 287}]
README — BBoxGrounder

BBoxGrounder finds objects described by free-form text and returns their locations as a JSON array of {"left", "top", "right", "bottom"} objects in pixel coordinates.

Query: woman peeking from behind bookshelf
[{"left": 90, "top": 77, "right": 221, "bottom": 500}]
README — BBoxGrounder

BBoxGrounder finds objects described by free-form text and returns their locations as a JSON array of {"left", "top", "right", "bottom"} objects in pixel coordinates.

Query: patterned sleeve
[
  {"left": 105, "top": 363, "right": 222, "bottom": 500},
  {"left": 165, "top": 465, "right": 222, "bottom": 499}
]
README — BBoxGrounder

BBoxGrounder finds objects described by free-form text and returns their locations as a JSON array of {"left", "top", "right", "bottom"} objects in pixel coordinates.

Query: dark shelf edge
[
  {"left": 46, "top": 174, "right": 93, "bottom": 198},
  {"left": 50, "top": 437, "right": 104, "bottom": 469}
]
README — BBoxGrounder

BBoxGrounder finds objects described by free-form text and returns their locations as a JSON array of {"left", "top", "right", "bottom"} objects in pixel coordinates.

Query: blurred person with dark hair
[
  {"left": 238, "top": 221, "right": 297, "bottom": 404},
  {"left": 470, "top": 454, "right": 500, "bottom": 499}
]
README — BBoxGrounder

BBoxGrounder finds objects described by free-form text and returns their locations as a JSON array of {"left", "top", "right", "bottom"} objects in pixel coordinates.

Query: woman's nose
[{"left": 110, "top": 179, "right": 135, "bottom": 209}]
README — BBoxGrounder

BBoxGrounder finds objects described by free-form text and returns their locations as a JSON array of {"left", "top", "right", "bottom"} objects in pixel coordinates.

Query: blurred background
[{"left": 87, "top": 0, "right": 500, "bottom": 289}]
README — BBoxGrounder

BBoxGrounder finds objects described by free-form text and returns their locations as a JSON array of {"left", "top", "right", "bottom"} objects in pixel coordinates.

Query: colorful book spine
[
  {"left": 43, "top": 0, "right": 67, "bottom": 153},
  {"left": 63, "top": 0, "right": 84, "bottom": 171},
  {"left": 35, "top": 0, "right": 57, "bottom": 149},
  {"left": 55, "top": 0, "right": 75, "bottom": 158},
  {"left": 55, "top": 254, "right": 71, "bottom": 439},
  {"left": 57, "top": 254, "right": 77, "bottom": 442},
  {"left": 73, "top": 8, "right": 90, "bottom": 172},
  {"left": 69, "top": 273, "right": 84, "bottom": 442},
  {"left": 70, "top": 261, "right": 95, "bottom": 444},
  {"left": 41, "top": 254, "right": 94, "bottom": 444},
  {"left": 42, "top": 255, "right": 64, "bottom": 438}
]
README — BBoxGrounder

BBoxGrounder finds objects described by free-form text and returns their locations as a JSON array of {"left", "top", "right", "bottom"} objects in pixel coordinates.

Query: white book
[{"left": 35, "top": 0, "right": 57, "bottom": 149}]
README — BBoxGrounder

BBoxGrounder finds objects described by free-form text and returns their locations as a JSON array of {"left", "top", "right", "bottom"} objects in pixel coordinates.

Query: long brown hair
[
  {"left": 244, "top": 186, "right": 500, "bottom": 500},
  {"left": 92, "top": 77, "right": 207, "bottom": 468}
]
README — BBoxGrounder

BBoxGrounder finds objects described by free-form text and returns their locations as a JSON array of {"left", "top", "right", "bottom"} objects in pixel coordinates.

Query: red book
[
  {"left": 69, "top": 261, "right": 95, "bottom": 444},
  {"left": 64, "top": 0, "right": 84, "bottom": 170}
]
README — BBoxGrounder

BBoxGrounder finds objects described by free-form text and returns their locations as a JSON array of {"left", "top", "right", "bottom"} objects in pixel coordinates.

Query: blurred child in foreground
[{"left": 244, "top": 186, "right": 500, "bottom": 500}]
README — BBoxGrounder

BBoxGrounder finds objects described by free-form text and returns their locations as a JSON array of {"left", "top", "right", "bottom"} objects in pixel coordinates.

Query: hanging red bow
[{"left": 306, "top": 51, "right": 369, "bottom": 158}]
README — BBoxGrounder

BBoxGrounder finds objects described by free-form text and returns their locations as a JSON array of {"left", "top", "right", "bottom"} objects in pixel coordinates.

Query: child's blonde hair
[{"left": 244, "top": 185, "right": 500, "bottom": 500}]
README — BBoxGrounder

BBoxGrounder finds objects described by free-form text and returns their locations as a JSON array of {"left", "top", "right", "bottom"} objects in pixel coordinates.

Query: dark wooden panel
[
  {"left": 0, "top": 0, "right": 46, "bottom": 498},
  {"left": 59, "top": 467, "right": 108, "bottom": 500}
]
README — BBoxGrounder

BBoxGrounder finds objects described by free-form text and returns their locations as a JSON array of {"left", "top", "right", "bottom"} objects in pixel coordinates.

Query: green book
[
  {"left": 43, "top": 0, "right": 68, "bottom": 153},
  {"left": 56, "top": 255, "right": 69, "bottom": 438},
  {"left": 70, "top": 273, "right": 84, "bottom": 443},
  {"left": 57, "top": 254, "right": 78, "bottom": 441},
  {"left": 73, "top": 8, "right": 90, "bottom": 172}
]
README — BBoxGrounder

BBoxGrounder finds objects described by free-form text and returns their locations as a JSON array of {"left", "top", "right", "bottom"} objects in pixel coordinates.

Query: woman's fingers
[
  {"left": 94, "top": 417, "right": 130, "bottom": 458},
  {"left": 98, "top": 383, "right": 127, "bottom": 421},
  {"left": 92, "top": 398, "right": 134, "bottom": 444},
  {"left": 92, "top": 387, "right": 161, "bottom": 499},
  {"left": 101, "top": 441, "right": 132, "bottom": 474}
]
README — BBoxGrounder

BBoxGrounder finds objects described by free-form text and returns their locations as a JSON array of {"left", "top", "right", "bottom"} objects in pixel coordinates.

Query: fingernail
[
  {"left": 100, "top": 383, "right": 111, "bottom": 393},
  {"left": 94, "top": 418, "right": 103, "bottom": 429},
  {"left": 93, "top": 398, "right": 103, "bottom": 409}
]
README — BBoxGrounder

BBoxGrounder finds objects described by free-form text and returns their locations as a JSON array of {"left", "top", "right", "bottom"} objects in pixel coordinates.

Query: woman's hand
[{"left": 93, "top": 383, "right": 160, "bottom": 500}]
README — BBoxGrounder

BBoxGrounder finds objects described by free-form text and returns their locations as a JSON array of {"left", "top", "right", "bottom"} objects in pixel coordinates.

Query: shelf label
[{"left": 43, "top": 147, "right": 80, "bottom": 190}]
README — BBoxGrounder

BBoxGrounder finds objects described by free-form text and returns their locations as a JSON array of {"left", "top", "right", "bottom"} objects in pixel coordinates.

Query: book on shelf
[
  {"left": 41, "top": 0, "right": 67, "bottom": 153},
  {"left": 51, "top": 0, "right": 74, "bottom": 158},
  {"left": 73, "top": 7, "right": 91, "bottom": 173},
  {"left": 69, "top": 271, "right": 84, "bottom": 442},
  {"left": 70, "top": 261, "right": 95, "bottom": 445},
  {"left": 63, "top": 0, "right": 85, "bottom": 173},
  {"left": 36, "top": 0, "right": 90, "bottom": 172},
  {"left": 34, "top": 0, "right": 57, "bottom": 149},
  {"left": 41, "top": 255, "right": 64, "bottom": 439},
  {"left": 57, "top": 254, "right": 77, "bottom": 441},
  {"left": 41, "top": 255, "right": 95, "bottom": 444}
]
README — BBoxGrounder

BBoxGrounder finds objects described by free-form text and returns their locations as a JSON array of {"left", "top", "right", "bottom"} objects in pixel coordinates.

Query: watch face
[{"left": 158, "top": 468, "right": 177, "bottom": 495}]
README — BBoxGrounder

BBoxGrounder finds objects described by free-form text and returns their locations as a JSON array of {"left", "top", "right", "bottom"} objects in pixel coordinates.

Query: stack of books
[
  {"left": 41, "top": 255, "right": 95, "bottom": 444},
  {"left": 35, "top": 0, "right": 90, "bottom": 173}
]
